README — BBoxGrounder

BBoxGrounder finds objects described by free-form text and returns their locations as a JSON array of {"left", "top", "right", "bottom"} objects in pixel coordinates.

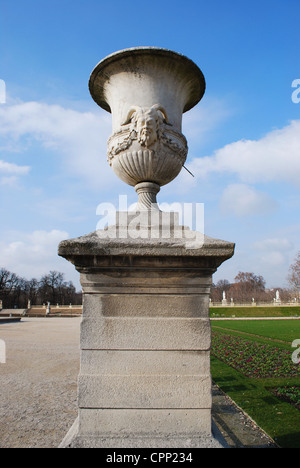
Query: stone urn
[
  {"left": 59, "top": 48, "right": 235, "bottom": 449},
  {"left": 89, "top": 47, "right": 205, "bottom": 209}
]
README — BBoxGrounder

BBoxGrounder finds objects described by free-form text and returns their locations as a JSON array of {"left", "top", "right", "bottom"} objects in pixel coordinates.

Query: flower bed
[
  {"left": 271, "top": 386, "right": 300, "bottom": 410},
  {"left": 211, "top": 331, "right": 300, "bottom": 378}
]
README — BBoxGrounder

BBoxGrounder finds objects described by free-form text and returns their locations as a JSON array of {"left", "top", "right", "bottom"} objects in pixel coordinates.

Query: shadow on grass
[
  {"left": 211, "top": 356, "right": 300, "bottom": 448},
  {"left": 275, "top": 432, "right": 300, "bottom": 449}
]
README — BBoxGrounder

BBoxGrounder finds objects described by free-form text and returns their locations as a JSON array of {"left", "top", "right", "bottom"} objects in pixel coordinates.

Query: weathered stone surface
[
  {"left": 80, "top": 349, "right": 210, "bottom": 375},
  {"left": 60, "top": 411, "right": 225, "bottom": 448},
  {"left": 89, "top": 47, "right": 205, "bottom": 131},
  {"left": 80, "top": 316, "right": 211, "bottom": 350},
  {"left": 79, "top": 409, "right": 212, "bottom": 436},
  {"left": 82, "top": 293, "right": 210, "bottom": 318},
  {"left": 58, "top": 220, "right": 234, "bottom": 447},
  {"left": 80, "top": 272, "right": 213, "bottom": 295},
  {"left": 78, "top": 375, "right": 212, "bottom": 408},
  {"left": 59, "top": 47, "right": 234, "bottom": 448},
  {"left": 58, "top": 226, "right": 234, "bottom": 447},
  {"left": 58, "top": 227, "right": 235, "bottom": 267},
  {"left": 88, "top": 48, "right": 206, "bottom": 203}
]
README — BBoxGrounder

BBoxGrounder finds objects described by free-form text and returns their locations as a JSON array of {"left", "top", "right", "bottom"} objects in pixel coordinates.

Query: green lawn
[
  {"left": 211, "top": 319, "right": 300, "bottom": 345},
  {"left": 210, "top": 318, "right": 300, "bottom": 448},
  {"left": 211, "top": 357, "right": 300, "bottom": 448},
  {"left": 210, "top": 306, "right": 300, "bottom": 318}
]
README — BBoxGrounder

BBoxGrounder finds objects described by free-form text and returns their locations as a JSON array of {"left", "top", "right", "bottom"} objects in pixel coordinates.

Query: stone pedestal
[{"left": 58, "top": 214, "right": 234, "bottom": 448}]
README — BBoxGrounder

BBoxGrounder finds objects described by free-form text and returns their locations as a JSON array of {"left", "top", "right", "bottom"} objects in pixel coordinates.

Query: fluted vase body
[{"left": 89, "top": 47, "right": 205, "bottom": 206}]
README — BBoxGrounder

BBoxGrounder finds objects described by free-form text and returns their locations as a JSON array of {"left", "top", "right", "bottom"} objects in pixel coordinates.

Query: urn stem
[{"left": 135, "top": 182, "right": 160, "bottom": 211}]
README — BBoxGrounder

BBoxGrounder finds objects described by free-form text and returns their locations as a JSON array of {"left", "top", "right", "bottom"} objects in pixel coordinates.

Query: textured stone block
[
  {"left": 78, "top": 408, "right": 212, "bottom": 436},
  {"left": 80, "top": 349, "right": 210, "bottom": 375},
  {"left": 81, "top": 316, "right": 211, "bottom": 350},
  {"left": 78, "top": 374, "right": 212, "bottom": 408},
  {"left": 82, "top": 293, "right": 210, "bottom": 318},
  {"left": 80, "top": 269, "right": 213, "bottom": 295}
]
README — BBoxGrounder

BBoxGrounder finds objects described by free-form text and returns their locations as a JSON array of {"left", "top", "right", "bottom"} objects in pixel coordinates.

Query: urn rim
[{"left": 89, "top": 47, "right": 206, "bottom": 114}]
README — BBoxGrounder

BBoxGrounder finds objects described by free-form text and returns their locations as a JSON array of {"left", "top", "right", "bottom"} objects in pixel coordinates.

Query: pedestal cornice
[{"left": 58, "top": 228, "right": 235, "bottom": 274}]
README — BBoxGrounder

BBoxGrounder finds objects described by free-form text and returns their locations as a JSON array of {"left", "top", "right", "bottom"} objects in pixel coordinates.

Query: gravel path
[
  {"left": 0, "top": 318, "right": 277, "bottom": 448},
  {"left": 0, "top": 318, "right": 80, "bottom": 448}
]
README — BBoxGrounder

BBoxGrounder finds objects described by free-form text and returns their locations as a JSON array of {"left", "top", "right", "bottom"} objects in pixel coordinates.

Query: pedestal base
[
  {"left": 58, "top": 212, "right": 234, "bottom": 449},
  {"left": 59, "top": 417, "right": 227, "bottom": 448}
]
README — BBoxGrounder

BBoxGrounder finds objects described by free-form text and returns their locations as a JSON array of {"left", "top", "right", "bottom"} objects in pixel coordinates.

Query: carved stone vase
[
  {"left": 89, "top": 47, "right": 205, "bottom": 209},
  {"left": 59, "top": 48, "right": 235, "bottom": 449}
]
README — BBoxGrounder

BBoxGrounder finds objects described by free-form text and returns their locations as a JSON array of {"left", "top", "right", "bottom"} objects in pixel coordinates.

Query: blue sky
[{"left": 0, "top": 0, "right": 299, "bottom": 291}]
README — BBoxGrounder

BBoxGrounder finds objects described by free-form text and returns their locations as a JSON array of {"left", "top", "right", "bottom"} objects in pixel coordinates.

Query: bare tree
[
  {"left": 24, "top": 278, "right": 39, "bottom": 305},
  {"left": 229, "top": 271, "right": 266, "bottom": 303},
  {"left": 210, "top": 279, "right": 231, "bottom": 302},
  {"left": 38, "top": 271, "right": 79, "bottom": 305},
  {"left": 0, "top": 268, "right": 23, "bottom": 307},
  {"left": 0, "top": 267, "right": 81, "bottom": 307},
  {"left": 0, "top": 268, "right": 20, "bottom": 295},
  {"left": 288, "top": 251, "right": 300, "bottom": 297},
  {"left": 39, "top": 271, "right": 65, "bottom": 304}
]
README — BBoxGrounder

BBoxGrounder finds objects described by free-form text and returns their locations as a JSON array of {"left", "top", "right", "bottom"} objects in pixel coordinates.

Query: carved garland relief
[{"left": 107, "top": 104, "right": 188, "bottom": 166}]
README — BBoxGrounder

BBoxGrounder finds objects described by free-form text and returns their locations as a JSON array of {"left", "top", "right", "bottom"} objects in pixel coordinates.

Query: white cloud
[
  {"left": 0, "top": 97, "right": 234, "bottom": 191},
  {"left": 0, "top": 159, "right": 30, "bottom": 186},
  {"left": 220, "top": 183, "right": 277, "bottom": 216},
  {"left": 260, "top": 251, "right": 286, "bottom": 267},
  {"left": 253, "top": 237, "right": 293, "bottom": 252},
  {"left": 0, "top": 159, "right": 30, "bottom": 175},
  {"left": 0, "top": 230, "right": 79, "bottom": 285},
  {"left": 0, "top": 100, "right": 113, "bottom": 187},
  {"left": 182, "top": 96, "right": 233, "bottom": 144},
  {"left": 0, "top": 176, "right": 19, "bottom": 187},
  {"left": 190, "top": 120, "right": 300, "bottom": 187},
  {"left": 252, "top": 237, "right": 294, "bottom": 278},
  {"left": 251, "top": 236, "right": 294, "bottom": 285}
]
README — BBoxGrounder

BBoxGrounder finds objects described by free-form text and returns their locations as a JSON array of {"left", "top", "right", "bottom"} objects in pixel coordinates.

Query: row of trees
[
  {"left": 211, "top": 252, "right": 300, "bottom": 304},
  {"left": 0, "top": 268, "right": 82, "bottom": 309},
  {"left": 1, "top": 252, "right": 299, "bottom": 308}
]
